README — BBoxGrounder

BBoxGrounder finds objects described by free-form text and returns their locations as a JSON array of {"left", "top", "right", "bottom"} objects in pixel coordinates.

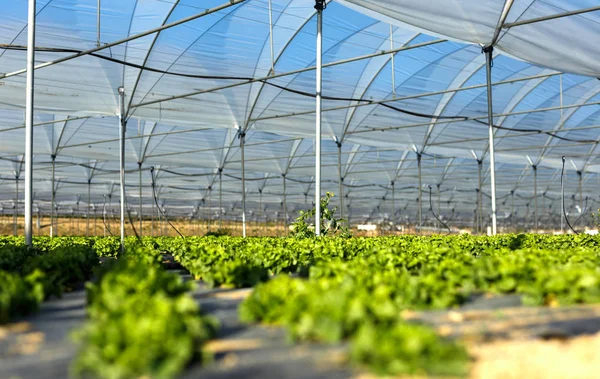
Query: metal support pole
[
  {"left": 96, "top": 0, "right": 101, "bottom": 47},
  {"left": 259, "top": 188, "right": 263, "bottom": 224},
  {"left": 391, "top": 181, "right": 395, "bottom": 227},
  {"left": 336, "top": 141, "right": 344, "bottom": 222},
  {"left": 314, "top": 0, "right": 324, "bottom": 236},
  {"left": 282, "top": 174, "right": 287, "bottom": 234},
  {"left": 578, "top": 171, "right": 583, "bottom": 211},
  {"left": 87, "top": 179, "right": 91, "bottom": 236},
  {"left": 437, "top": 183, "right": 441, "bottom": 228},
  {"left": 240, "top": 131, "right": 247, "bottom": 238},
  {"left": 138, "top": 162, "right": 142, "bottom": 236},
  {"left": 533, "top": 165, "right": 538, "bottom": 231},
  {"left": 268, "top": 0, "right": 275, "bottom": 74},
  {"left": 118, "top": 86, "right": 126, "bottom": 249},
  {"left": 477, "top": 159, "right": 483, "bottom": 233},
  {"left": 511, "top": 190, "right": 515, "bottom": 230},
  {"left": 417, "top": 152, "right": 422, "bottom": 229},
  {"left": 24, "top": 0, "right": 36, "bottom": 246},
  {"left": 50, "top": 156, "right": 56, "bottom": 237},
  {"left": 484, "top": 46, "right": 498, "bottom": 235},
  {"left": 390, "top": 24, "right": 396, "bottom": 98},
  {"left": 218, "top": 168, "right": 223, "bottom": 229},
  {"left": 208, "top": 186, "right": 212, "bottom": 231},
  {"left": 14, "top": 176, "right": 19, "bottom": 236}
]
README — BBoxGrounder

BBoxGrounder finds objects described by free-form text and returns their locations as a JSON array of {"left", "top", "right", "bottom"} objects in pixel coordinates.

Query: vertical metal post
[
  {"left": 336, "top": 141, "right": 344, "bottom": 221},
  {"left": 50, "top": 156, "right": 55, "bottom": 237},
  {"left": 390, "top": 24, "right": 396, "bottom": 98},
  {"left": 218, "top": 168, "right": 223, "bottom": 229},
  {"left": 391, "top": 181, "right": 395, "bottom": 227},
  {"left": 259, "top": 189, "right": 263, "bottom": 231},
  {"left": 511, "top": 190, "right": 515, "bottom": 230},
  {"left": 533, "top": 165, "right": 538, "bottom": 231},
  {"left": 477, "top": 160, "right": 483, "bottom": 233},
  {"left": 87, "top": 179, "right": 91, "bottom": 236},
  {"left": 282, "top": 174, "right": 287, "bottom": 234},
  {"left": 138, "top": 162, "right": 142, "bottom": 236},
  {"left": 417, "top": 152, "right": 422, "bottom": 229},
  {"left": 484, "top": 47, "right": 498, "bottom": 235},
  {"left": 207, "top": 186, "right": 212, "bottom": 231},
  {"left": 24, "top": 0, "right": 36, "bottom": 246},
  {"left": 437, "top": 183, "right": 441, "bottom": 228},
  {"left": 118, "top": 86, "right": 126, "bottom": 250},
  {"left": 314, "top": 0, "right": 324, "bottom": 236},
  {"left": 268, "top": 0, "right": 275, "bottom": 74},
  {"left": 578, "top": 171, "right": 583, "bottom": 212},
  {"left": 96, "top": 0, "right": 101, "bottom": 47},
  {"left": 240, "top": 131, "right": 247, "bottom": 238},
  {"left": 14, "top": 176, "right": 19, "bottom": 236},
  {"left": 151, "top": 190, "right": 155, "bottom": 236}
]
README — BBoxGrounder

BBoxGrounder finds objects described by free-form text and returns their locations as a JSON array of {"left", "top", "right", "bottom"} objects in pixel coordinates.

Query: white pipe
[
  {"left": 337, "top": 142, "right": 344, "bottom": 222},
  {"left": 118, "top": 86, "right": 126, "bottom": 249},
  {"left": 282, "top": 174, "right": 287, "bottom": 233},
  {"left": 87, "top": 178, "right": 91, "bottom": 236},
  {"left": 485, "top": 49, "right": 498, "bottom": 235},
  {"left": 503, "top": 5, "right": 600, "bottom": 29},
  {"left": 138, "top": 162, "right": 142, "bottom": 236},
  {"left": 314, "top": 2, "right": 323, "bottom": 236},
  {"left": 390, "top": 25, "right": 396, "bottom": 98},
  {"left": 97, "top": 0, "right": 101, "bottom": 47},
  {"left": 417, "top": 153, "right": 422, "bottom": 229},
  {"left": 50, "top": 157, "right": 55, "bottom": 237},
  {"left": 533, "top": 165, "right": 538, "bottom": 231},
  {"left": 268, "top": 0, "right": 275, "bottom": 74},
  {"left": 241, "top": 131, "right": 247, "bottom": 237},
  {"left": 24, "top": 0, "right": 36, "bottom": 246}
]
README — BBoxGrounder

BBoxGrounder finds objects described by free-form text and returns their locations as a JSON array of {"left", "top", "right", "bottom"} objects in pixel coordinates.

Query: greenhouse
[{"left": 1, "top": 1, "right": 600, "bottom": 378}]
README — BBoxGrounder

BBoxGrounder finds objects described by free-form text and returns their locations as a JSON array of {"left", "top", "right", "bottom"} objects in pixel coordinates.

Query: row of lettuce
[
  {"left": 2, "top": 234, "right": 600, "bottom": 377},
  {"left": 0, "top": 238, "right": 217, "bottom": 379}
]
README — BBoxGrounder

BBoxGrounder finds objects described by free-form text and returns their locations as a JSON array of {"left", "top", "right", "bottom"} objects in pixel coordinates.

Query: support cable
[
  {"left": 0, "top": 45, "right": 593, "bottom": 144},
  {"left": 102, "top": 194, "right": 113, "bottom": 236},
  {"left": 561, "top": 156, "right": 579, "bottom": 234},
  {"left": 428, "top": 185, "right": 450, "bottom": 233},
  {"left": 150, "top": 166, "right": 184, "bottom": 238}
]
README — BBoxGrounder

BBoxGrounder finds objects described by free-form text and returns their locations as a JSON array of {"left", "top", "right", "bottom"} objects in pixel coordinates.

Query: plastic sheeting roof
[{"left": 0, "top": 0, "right": 599, "bottom": 229}]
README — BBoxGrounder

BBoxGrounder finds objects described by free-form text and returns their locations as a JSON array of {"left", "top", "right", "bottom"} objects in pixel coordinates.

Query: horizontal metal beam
[
  {"left": 427, "top": 123, "right": 600, "bottom": 147},
  {"left": 503, "top": 6, "right": 600, "bottom": 29},
  {"left": 250, "top": 71, "right": 561, "bottom": 123},
  {"left": 348, "top": 99, "right": 600, "bottom": 135},
  {"left": 130, "top": 39, "right": 447, "bottom": 110},
  {"left": 0, "top": 115, "right": 92, "bottom": 133},
  {"left": 0, "top": 0, "right": 245, "bottom": 80},
  {"left": 58, "top": 126, "right": 214, "bottom": 151}
]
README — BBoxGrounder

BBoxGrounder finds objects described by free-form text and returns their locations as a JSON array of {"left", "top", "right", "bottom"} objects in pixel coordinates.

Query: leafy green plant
[
  {"left": 0, "top": 269, "right": 45, "bottom": 324},
  {"left": 72, "top": 255, "right": 218, "bottom": 379},
  {"left": 291, "top": 192, "right": 351, "bottom": 238}
]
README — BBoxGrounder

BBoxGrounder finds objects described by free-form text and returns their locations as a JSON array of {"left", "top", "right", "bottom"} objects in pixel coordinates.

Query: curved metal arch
[
  {"left": 421, "top": 48, "right": 498, "bottom": 151},
  {"left": 127, "top": 2, "right": 243, "bottom": 122},
  {"left": 121, "top": 0, "right": 143, "bottom": 88},
  {"left": 343, "top": 42, "right": 473, "bottom": 140},
  {"left": 246, "top": 9, "right": 379, "bottom": 135},
  {"left": 479, "top": 72, "right": 582, "bottom": 160},
  {"left": 339, "top": 32, "right": 423, "bottom": 142},
  {"left": 126, "top": 0, "right": 182, "bottom": 113},
  {"left": 535, "top": 79, "right": 600, "bottom": 163}
]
